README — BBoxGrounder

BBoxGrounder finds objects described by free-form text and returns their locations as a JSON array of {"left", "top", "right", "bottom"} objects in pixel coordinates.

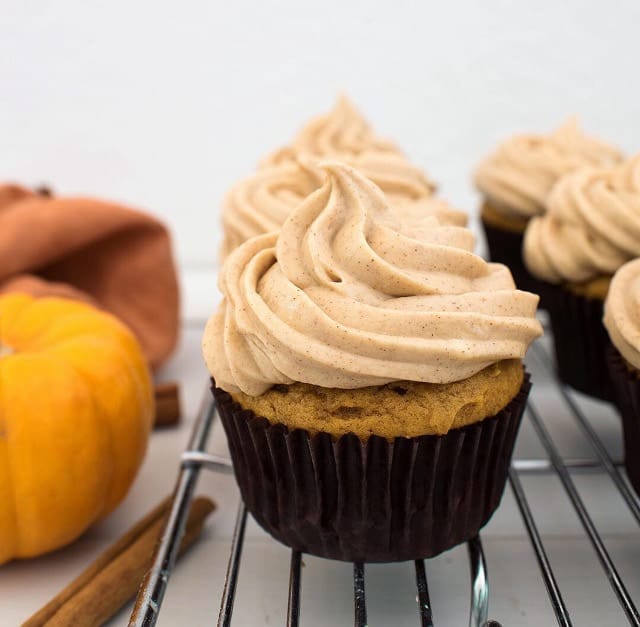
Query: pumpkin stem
[{"left": 0, "top": 342, "right": 14, "bottom": 358}]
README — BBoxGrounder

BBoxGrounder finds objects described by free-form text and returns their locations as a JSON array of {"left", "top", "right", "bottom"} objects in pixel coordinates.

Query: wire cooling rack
[{"left": 129, "top": 340, "right": 640, "bottom": 627}]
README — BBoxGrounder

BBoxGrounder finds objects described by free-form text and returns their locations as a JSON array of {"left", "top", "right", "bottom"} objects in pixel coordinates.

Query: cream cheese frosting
[
  {"left": 524, "top": 154, "right": 640, "bottom": 284},
  {"left": 205, "top": 162, "right": 542, "bottom": 396},
  {"left": 221, "top": 153, "right": 461, "bottom": 257},
  {"left": 221, "top": 159, "right": 321, "bottom": 257},
  {"left": 475, "top": 119, "right": 623, "bottom": 219},
  {"left": 604, "top": 258, "right": 640, "bottom": 370},
  {"left": 260, "top": 95, "right": 402, "bottom": 168}
]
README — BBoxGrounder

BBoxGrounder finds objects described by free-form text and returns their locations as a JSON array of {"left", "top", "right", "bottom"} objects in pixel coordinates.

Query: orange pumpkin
[{"left": 0, "top": 294, "right": 153, "bottom": 564}]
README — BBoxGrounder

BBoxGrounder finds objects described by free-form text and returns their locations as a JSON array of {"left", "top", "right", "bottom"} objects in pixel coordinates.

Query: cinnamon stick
[
  {"left": 154, "top": 381, "right": 181, "bottom": 428},
  {"left": 23, "top": 496, "right": 215, "bottom": 627}
]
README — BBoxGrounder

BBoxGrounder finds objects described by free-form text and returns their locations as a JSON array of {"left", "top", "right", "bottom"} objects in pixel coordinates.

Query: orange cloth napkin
[{"left": 0, "top": 184, "right": 180, "bottom": 369}]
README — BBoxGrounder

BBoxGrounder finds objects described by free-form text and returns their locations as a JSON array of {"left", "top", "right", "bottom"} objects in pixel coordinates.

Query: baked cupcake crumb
[{"left": 231, "top": 359, "right": 524, "bottom": 439}]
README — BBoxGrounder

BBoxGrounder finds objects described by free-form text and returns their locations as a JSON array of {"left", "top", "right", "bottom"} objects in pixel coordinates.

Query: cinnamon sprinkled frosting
[
  {"left": 524, "top": 154, "right": 640, "bottom": 284},
  {"left": 221, "top": 159, "right": 321, "bottom": 257},
  {"left": 604, "top": 259, "right": 640, "bottom": 370},
  {"left": 205, "top": 163, "right": 541, "bottom": 396},
  {"left": 221, "top": 153, "right": 457, "bottom": 257},
  {"left": 475, "top": 119, "right": 623, "bottom": 219}
]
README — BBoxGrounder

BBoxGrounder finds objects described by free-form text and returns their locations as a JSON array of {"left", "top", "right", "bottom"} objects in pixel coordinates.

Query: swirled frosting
[
  {"left": 221, "top": 153, "right": 459, "bottom": 257},
  {"left": 221, "top": 160, "right": 321, "bottom": 257},
  {"left": 475, "top": 119, "right": 623, "bottom": 219},
  {"left": 260, "top": 95, "right": 402, "bottom": 167},
  {"left": 604, "top": 259, "right": 640, "bottom": 370},
  {"left": 205, "top": 162, "right": 542, "bottom": 396},
  {"left": 524, "top": 154, "right": 640, "bottom": 284}
]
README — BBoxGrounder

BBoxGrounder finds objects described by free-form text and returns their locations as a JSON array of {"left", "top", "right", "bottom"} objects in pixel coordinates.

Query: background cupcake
[
  {"left": 604, "top": 259, "right": 640, "bottom": 495},
  {"left": 474, "top": 119, "right": 622, "bottom": 295},
  {"left": 524, "top": 154, "right": 640, "bottom": 401},
  {"left": 204, "top": 162, "right": 542, "bottom": 562}
]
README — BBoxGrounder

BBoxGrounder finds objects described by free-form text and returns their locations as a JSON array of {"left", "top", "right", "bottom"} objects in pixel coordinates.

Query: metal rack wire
[{"left": 129, "top": 341, "right": 640, "bottom": 627}]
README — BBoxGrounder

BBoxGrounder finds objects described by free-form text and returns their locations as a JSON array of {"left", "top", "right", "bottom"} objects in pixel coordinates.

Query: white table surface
[{"left": 3, "top": 269, "right": 640, "bottom": 627}]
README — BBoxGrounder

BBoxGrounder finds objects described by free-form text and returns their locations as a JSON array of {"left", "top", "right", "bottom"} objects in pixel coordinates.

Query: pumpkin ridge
[
  {"left": 3, "top": 296, "right": 43, "bottom": 350},
  {"left": 9, "top": 303, "right": 98, "bottom": 353},
  {"left": 31, "top": 310, "right": 134, "bottom": 354},
  {"left": 0, "top": 296, "right": 78, "bottom": 353},
  {"left": 64, "top": 351, "right": 118, "bottom": 522},
  {"left": 44, "top": 330, "right": 151, "bottom": 517}
]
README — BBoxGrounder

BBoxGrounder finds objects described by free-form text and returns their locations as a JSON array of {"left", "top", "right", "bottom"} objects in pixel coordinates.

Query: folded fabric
[{"left": 0, "top": 184, "right": 179, "bottom": 369}]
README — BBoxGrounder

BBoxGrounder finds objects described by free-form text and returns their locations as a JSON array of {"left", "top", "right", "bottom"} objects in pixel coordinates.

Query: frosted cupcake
[
  {"left": 204, "top": 162, "right": 542, "bottom": 562},
  {"left": 475, "top": 119, "right": 622, "bottom": 295},
  {"left": 221, "top": 153, "right": 464, "bottom": 257},
  {"left": 604, "top": 259, "right": 640, "bottom": 494},
  {"left": 524, "top": 154, "right": 640, "bottom": 400}
]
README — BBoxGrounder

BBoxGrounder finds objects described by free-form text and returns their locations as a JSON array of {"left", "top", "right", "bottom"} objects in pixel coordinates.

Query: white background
[
  {"left": 2, "top": 0, "right": 639, "bottom": 271},
  {"left": 3, "top": 2, "right": 640, "bottom": 625}
]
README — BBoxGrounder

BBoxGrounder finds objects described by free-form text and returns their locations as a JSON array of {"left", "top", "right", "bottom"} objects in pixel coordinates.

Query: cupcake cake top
[
  {"left": 260, "top": 95, "right": 403, "bottom": 167},
  {"left": 604, "top": 258, "right": 640, "bottom": 370},
  {"left": 523, "top": 154, "right": 640, "bottom": 285},
  {"left": 221, "top": 153, "right": 458, "bottom": 257},
  {"left": 204, "top": 162, "right": 542, "bottom": 396},
  {"left": 474, "top": 119, "right": 623, "bottom": 219}
]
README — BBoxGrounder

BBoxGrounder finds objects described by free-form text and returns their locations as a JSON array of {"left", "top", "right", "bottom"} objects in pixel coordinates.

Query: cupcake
[
  {"left": 221, "top": 152, "right": 464, "bottom": 258},
  {"left": 474, "top": 119, "right": 622, "bottom": 296},
  {"left": 523, "top": 154, "right": 640, "bottom": 401},
  {"left": 260, "top": 95, "right": 403, "bottom": 168},
  {"left": 204, "top": 162, "right": 542, "bottom": 562},
  {"left": 604, "top": 259, "right": 640, "bottom": 494}
]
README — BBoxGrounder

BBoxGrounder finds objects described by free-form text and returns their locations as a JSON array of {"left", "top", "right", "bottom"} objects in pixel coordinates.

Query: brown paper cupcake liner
[
  {"left": 607, "top": 347, "right": 640, "bottom": 495},
  {"left": 544, "top": 285, "right": 612, "bottom": 402},
  {"left": 480, "top": 217, "right": 549, "bottom": 306},
  {"left": 213, "top": 372, "right": 531, "bottom": 563}
]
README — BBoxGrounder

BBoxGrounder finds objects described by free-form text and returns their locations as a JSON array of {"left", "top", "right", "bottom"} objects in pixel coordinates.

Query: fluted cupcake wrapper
[
  {"left": 544, "top": 285, "right": 613, "bottom": 402},
  {"left": 480, "top": 217, "right": 549, "bottom": 305},
  {"left": 607, "top": 347, "right": 640, "bottom": 496},
  {"left": 213, "top": 373, "right": 531, "bottom": 563}
]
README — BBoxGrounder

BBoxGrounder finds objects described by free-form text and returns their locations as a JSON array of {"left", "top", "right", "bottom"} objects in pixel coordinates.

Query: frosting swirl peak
[
  {"left": 222, "top": 153, "right": 460, "bottom": 257},
  {"left": 261, "top": 95, "right": 402, "bottom": 167},
  {"left": 475, "top": 119, "right": 623, "bottom": 219},
  {"left": 205, "top": 162, "right": 542, "bottom": 396}
]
